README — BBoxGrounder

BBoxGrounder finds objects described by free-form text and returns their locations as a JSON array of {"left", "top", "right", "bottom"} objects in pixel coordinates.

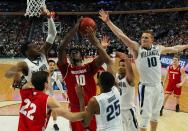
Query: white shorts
[
  {"left": 121, "top": 107, "right": 139, "bottom": 131},
  {"left": 138, "top": 83, "right": 164, "bottom": 128}
]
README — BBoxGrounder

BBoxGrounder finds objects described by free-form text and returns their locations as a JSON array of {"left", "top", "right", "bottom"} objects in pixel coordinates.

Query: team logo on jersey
[
  {"left": 141, "top": 50, "right": 159, "bottom": 58},
  {"left": 39, "top": 64, "right": 47, "bottom": 71}
]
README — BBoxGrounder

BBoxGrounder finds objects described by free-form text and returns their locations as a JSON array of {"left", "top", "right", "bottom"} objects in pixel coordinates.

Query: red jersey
[
  {"left": 58, "top": 59, "right": 100, "bottom": 106},
  {"left": 168, "top": 65, "right": 182, "bottom": 85},
  {"left": 18, "top": 88, "right": 51, "bottom": 131}
]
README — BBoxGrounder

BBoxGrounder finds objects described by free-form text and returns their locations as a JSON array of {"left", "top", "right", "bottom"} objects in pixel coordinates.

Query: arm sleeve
[{"left": 46, "top": 17, "right": 57, "bottom": 44}]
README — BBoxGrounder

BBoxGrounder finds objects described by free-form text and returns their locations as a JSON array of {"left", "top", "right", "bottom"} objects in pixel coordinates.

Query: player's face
[
  {"left": 172, "top": 58, "right": 179, "bottom": 66},
  {"left": 119, "top": 62, "right": 126, "bottom": 76},
  {"left": 49, "top": 62, "right": 55, "bottom": 72},
  {"left": 141, "top": 33, "right": 153, "bottom": 48},
  {"left": 26, "top": 43, "right": 41, "bottom": 57},
  {"left": 70, "top": 50, "right": 82, "bottom": 63}
]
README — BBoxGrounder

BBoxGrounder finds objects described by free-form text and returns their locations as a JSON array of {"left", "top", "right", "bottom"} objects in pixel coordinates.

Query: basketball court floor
[{"left": 1, "top": 59, "right": 188, "bottom": 131}]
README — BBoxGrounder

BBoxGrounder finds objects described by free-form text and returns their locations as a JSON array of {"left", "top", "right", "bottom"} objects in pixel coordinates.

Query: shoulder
[
  {"left": 20, "top": 88, "right": 34, "bottom": 97},
  {"left": 89, "top": 97, "right": 97, "bottom": 104},
  {"left": 87, "top": 97, "right": 99, "bottom": 114}
]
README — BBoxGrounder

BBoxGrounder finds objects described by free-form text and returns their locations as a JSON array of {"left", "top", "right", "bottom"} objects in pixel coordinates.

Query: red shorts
[
  {"left": 70, "top": 105, "right": 96, "bottom": 131},
  {"left": 165, "top": 84, "right": 182, "bottom": 95}
]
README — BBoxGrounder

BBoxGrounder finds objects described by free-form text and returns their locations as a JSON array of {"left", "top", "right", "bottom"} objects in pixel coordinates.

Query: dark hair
[
  {"left": 173, "top": 54, "right": 180, "bottom": 60},
  {"left": 99, "top": 71, "right": 115, "bottom": 91},
  {"left": 48, "top": 59, "right": 55, "bottom": 64},
  {"left": 31, "top": 71, "right": 49, "bottom": 91},
  {"left": 143, "top": 30, "right": 154, "bottom": 40}
]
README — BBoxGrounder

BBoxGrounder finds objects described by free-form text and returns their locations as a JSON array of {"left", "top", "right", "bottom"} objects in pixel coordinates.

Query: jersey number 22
[{"left": 20, "top": 99, "right": 36, "bottom": 120}]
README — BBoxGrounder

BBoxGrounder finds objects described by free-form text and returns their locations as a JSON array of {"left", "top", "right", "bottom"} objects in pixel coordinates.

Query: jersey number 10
[
  {"left": 147, "top": 57, "right": 157, "bottom": 67},
  {"left": 75, "top": 75, "right": 86, "bottom": 86}
]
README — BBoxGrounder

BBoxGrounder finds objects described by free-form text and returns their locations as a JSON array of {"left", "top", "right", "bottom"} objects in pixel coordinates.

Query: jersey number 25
[{"left": 106, "top": 100, "right": 120, "bottom": 121}]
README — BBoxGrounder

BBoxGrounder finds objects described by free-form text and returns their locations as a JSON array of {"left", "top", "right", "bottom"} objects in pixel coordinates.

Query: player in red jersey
[
  {"left": 18, "top": 71, "right": 62, "bottom": 131},
  {"left": 57, "top": 20, "right": 111, "bottom": 131},
  {"left": 160, "top": 55, "right": 187, "bottom": 115}
]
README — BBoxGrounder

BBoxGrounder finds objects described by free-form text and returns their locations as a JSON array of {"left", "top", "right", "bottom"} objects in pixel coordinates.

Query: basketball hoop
[{"left": 25, "top": 0, "right": 46, "bottom": 17}]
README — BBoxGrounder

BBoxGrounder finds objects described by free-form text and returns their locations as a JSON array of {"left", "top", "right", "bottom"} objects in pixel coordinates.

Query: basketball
[{"left": 79, "top": 17, "right": 96, "bottom": 35}]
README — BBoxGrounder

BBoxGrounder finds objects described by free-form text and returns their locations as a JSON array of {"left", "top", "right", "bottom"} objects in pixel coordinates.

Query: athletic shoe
[
  {"left": 176, "top": 104, "right": 180, "bottom": 112},
  {"left": 53, "top": 124, "right": 59, "bottom": 131},
  {"left": 160, "top": 106, "right": 164, "bottom": 116}
]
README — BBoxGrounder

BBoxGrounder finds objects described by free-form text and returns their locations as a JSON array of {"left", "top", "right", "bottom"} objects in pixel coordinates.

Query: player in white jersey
[
  {"left": 55, "top": 71, "right": 123, "bottom": 131},
  {"left": 5, "top": 7, "right": 57, "bottom": 89},
  {"left": 116, "top": 52, "right": 139, "bottom": 131},
  {"left": 99, "top": 9, "right": 188, "bottom": 131},
  {"left": 48, "top": 59, "right": 68, "bottom": 131}
]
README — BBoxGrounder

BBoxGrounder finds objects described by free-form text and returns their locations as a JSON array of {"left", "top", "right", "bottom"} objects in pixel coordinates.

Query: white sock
[{"left": 53, "top": 120, "right": 57, "bottom": 125}]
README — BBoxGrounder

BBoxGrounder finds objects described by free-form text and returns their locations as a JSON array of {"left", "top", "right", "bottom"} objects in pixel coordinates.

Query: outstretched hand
[
  {"left": 101, "top": 35, "right": 110, "bottom": 49},
  {"left": 99, "top": 9, "right": 110, "bottom": 23}
]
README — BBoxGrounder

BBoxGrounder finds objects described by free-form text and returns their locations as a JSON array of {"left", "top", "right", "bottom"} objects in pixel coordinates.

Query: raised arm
[
  {"left": 99, "top": 9, "right": 139, "bottom": 56},
  {"left": 160, "top": 45, "right": 188, "bottom": 55},
  {"left": 57, "top": 20, "right": 80, "bottom": 65},
  {"left": 86, "top": 27, "right": 112, "bottom": 68},
  {"left": 116, "top": 52, "right": 134, "bottom": 86},
  {"left": 100, "top": 35, "right": 114, "bottom": 75},
  {"left": 41, "top": 8, "right": 57, "bottom": 55}
]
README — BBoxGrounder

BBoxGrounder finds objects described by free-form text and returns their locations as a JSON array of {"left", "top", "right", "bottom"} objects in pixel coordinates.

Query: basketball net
[{"left": 25, "top": 0, "right": 46, "bottom": 17}]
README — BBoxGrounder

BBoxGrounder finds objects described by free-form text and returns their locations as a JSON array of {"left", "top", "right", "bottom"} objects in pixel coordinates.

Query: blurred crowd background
[{"left": 0, "top": 0, "right": 187, "bottom": 58}]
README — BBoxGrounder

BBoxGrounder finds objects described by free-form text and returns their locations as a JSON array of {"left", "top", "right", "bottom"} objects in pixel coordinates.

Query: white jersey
[
  {"left": 116, "top": 74, "right": 135, "bottom": 110},
  {"left": 50, "top": 71, "right": 58, "bottom": 86},
  {"left": 50, "top": 71, "right": 64, "bottom": 93},
  {"left": 24, "top": 54, "right": 49, "bottom": 82},
  {"left": 94, "top": 87, "right": 123, "bottom": 131},
  {"left": 136, "top": 45, "right": 161, "bottom": 84}
]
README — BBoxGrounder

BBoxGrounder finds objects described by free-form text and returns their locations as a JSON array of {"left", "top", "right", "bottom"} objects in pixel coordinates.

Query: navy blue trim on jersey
[{"left": 130, "top": 108, "right": 138, "bottom": 129}]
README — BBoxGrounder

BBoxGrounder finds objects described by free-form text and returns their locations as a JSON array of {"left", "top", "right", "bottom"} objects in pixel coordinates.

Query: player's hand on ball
[{"left": 99, "top": 9, "right": 110, "bottom": 23}]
